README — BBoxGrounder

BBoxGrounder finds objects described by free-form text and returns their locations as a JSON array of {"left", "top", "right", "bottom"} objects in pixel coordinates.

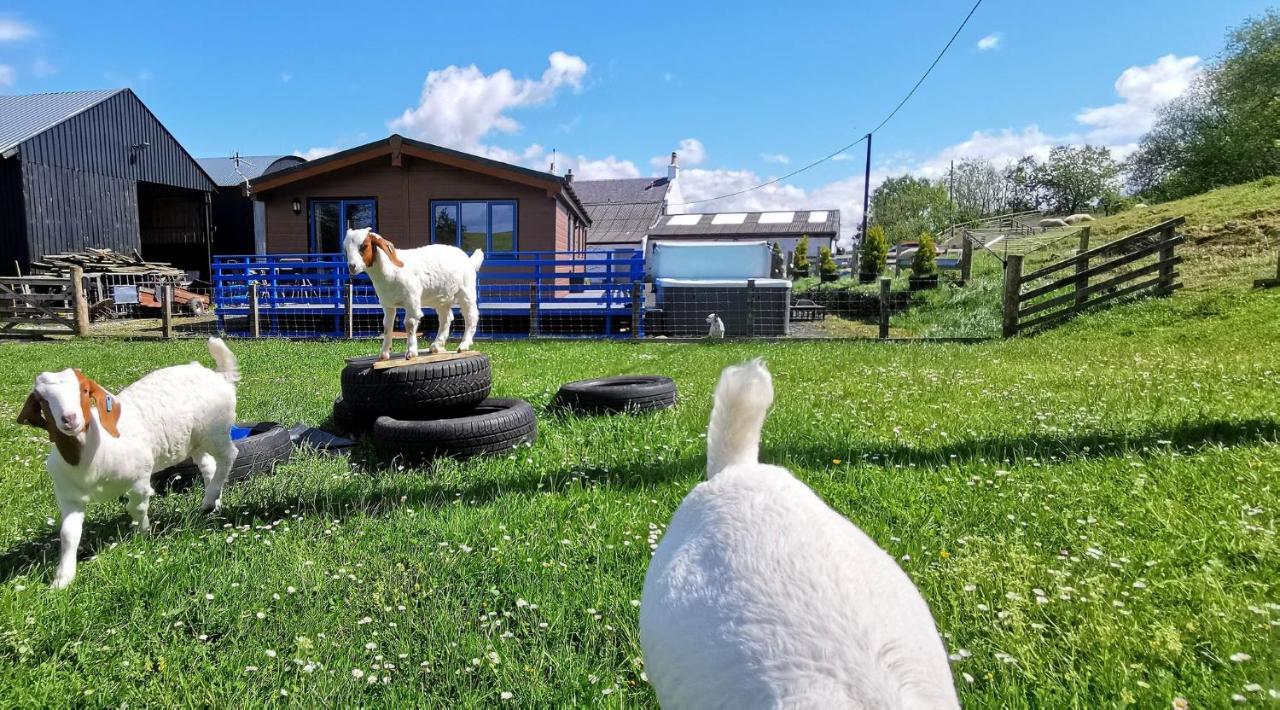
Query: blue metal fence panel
[{"left": 211, "top": 250, "right": 646, "bottom": 338}]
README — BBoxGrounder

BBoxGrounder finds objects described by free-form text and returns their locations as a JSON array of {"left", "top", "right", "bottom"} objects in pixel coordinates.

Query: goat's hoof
[
  {"left": 458, "top": 342, "right": 473, "bottom": 352},
  {"left": 378, "top": 352, "right": 391, "bottom": 361},
  {"left": 406, "top": 350, "right": 419, "bottom": 359},
  {"left": 51, "top": 575, "right": 73, "bottom": 590},
  {"left": 200, "top": 502, "right": 221, "bottom": 515},
  {"left": 428, "top": 344, "right": 445, "bottom": 355}
]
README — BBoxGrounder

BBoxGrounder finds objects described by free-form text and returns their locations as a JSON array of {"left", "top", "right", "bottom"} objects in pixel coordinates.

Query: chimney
[
  {"left": 668, "top": 151, "right": 679, "bottom": 182},
  {"left": 565, "top": 168, "right": 574, "bottom": 183}
]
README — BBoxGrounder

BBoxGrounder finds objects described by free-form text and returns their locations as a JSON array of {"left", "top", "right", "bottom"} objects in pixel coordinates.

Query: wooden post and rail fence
[{"left": 1002, "top": 217, "right": 1185, "bottom": 337}]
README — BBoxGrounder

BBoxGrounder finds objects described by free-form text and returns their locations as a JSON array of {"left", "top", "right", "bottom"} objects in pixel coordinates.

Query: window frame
[
  {"left": 429, "top": 199, "right": 518, "bottom": 254},
  {"left": 308, "top": 198, "right": 377, "bottom": 253}
]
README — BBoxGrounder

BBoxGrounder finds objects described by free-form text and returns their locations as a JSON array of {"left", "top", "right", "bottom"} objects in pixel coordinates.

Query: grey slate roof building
[
  {"left": 196, "top": 155, "right": 305, "bottom": 188},
  {"left": 648, "top": 209, "right": 840, "bottom": 258},
  {"left": 196, "top": 155, "right": 307, "bottom": 256},
  {"left": 573, "top": 176, "right": 670, "bottom": 246},
  {"left": 0, "top": 88, "right": 217, "bottom": 276}
]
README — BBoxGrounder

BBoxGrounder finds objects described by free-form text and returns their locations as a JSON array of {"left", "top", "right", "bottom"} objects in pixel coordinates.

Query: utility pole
[
  {"left": 949, "top": 159, "right": 955, "bottom": 243},
  {"left": 860, "top": 133, "right": 872, "bottom": 243}
]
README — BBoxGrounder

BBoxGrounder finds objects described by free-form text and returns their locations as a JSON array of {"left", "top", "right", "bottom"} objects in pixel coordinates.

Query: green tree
[
  {"left": 1128, "top": 10, "right": 1280, "bottom": 199},
  {"left": 859, "top": 224, "right": 888, "bottom": 277},
  {"left": 818, "top": 246, "right": 837, "bottom": 276},
  {"left": 791, "top": 235, "right": 810, "bottom": 274},
  {"left": 869, "top": 176, "right": 950, "bottom": 245},
  {"left": 911, "top": 232, "right": 938, "bottom": 277},
  {"left": 1034, "top": 145, "right": 1121, "bottom": 214}
]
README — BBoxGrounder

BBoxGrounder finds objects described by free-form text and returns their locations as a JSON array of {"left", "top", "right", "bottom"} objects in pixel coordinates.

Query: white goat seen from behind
[
  {"left": 17, "top": 338, "right": 241, "bottom": 588},
  {"left": 343, "top": 227, "right": 484, "bottom": 360},
  {"left": 640, "top": 359, "right": 959, "bottom": 709}
]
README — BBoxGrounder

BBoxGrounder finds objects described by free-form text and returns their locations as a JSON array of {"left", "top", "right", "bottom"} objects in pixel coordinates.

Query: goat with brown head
[
  {"left": 17, "top": 369, "right": 122, "bottom": 464},
  {"left": 344, "top": 227, "right": 404, "bottom": 275}
]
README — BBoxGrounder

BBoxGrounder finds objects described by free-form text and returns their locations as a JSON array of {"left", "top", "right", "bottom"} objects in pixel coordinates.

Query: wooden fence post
[
  {"left": 249, "top": 283, "right": 261, "bottom": 339},
  {"left": 630, "top": 282, "right": 642, "bottom": 340},
  {"left": 959, "top": 234, "right": 972, "bottom": 284},
  {"left": 878, "top": 277, "right": 890, "bottom": 339},
  {"left": 1156, "top": 224, "right": 1178, "bottom": 295},
  {"left": 746, "top": 279, "right": 756, "bottom": 337},
  {"left": 1002, "top": 254, "right": 1024, "bottom": 338},
  {"left": 161, "top": 283, "right": 174, "bottom": 339},
  {"left": 344, "top": 283, "right": 354, "bottom": 339},
  {"left": 528, "top": 283, "right": 540, "bottom": 337},
  {"left": 70, "top": 266, "right": 90, "bottom": 337},
  {"left": 1074, "top": 227, "right": 1091, "bottom": 307}
]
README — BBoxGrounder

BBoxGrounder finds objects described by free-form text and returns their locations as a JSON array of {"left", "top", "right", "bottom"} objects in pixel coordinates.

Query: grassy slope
[
  {"left": 889, "top": 176, "right": 1280, "bottom": 338},
  {"left": 0, "top": 281, "right": 1276, "bottom": 706}
]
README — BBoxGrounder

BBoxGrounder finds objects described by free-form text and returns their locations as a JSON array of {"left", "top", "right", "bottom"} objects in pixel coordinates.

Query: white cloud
[
  {"left": 563, "top": 154, "right": 641, "bottom": 180},
  {"left": 977, "top": 34, "right": 1001, "bottom": 51},
  {"left": 280, "top": 71, "right": 292, "bottom": 82},
  {"left": 0, "top": 65, "right": 14, "bottom": 87},
  {"left": 295, "top": 146, "right": 340, "bottom": 161},
  {"left": 0, "top": 18, "right": 35, "bottom": 42},
  {"left": 761, "top": 153, "right": 790, "bottom": 165},
  {"left": 1076, "top": 54, "right": 1201, "bottom": 143},
  {"left": 389, "top": 51, "right": 587, "bottom": 154},
  {"left": 650, "top": 137, "right": 706, "bottom": 168}
]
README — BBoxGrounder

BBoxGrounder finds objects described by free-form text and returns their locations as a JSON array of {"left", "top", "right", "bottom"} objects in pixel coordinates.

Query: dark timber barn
[{"left": 0, "top": 89, "right": 216, "bottom": 277}]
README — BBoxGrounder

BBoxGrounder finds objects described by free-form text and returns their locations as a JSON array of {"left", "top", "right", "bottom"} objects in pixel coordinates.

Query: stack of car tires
[{"left": 333, "top": 353, "right": 537, "bottom": 462}]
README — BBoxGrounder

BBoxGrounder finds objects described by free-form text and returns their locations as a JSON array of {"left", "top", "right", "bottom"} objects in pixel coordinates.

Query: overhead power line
[{"left": 670, "top": 0, "right": 984, "bottom": 208}]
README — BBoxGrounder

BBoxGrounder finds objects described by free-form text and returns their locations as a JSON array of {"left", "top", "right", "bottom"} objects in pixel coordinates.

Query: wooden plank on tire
[{"left": 352, "top": 349, "right": 485, "bottom": 370}]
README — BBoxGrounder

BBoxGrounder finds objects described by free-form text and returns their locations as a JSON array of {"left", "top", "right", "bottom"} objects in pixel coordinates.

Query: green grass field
[
  {"left": 0, "top": 278, "right": 1276, "bottom": 707},
  {"left": 1, "top": 178, "right": 1278, "bottom": 707}
]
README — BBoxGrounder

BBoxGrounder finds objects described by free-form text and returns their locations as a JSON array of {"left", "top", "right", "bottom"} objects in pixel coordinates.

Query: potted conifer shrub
[
  {"left": 819, "top": 246, "right": 839, "bottom": 282},
  {"left": 909, "top": 231, "right": 940, "bottom": 290},
  {"left": 858, "top": 224, "right": 888, "bottom": 284},
  {"left": 791, "top": 235, "right": 811, "bottom": 277}
]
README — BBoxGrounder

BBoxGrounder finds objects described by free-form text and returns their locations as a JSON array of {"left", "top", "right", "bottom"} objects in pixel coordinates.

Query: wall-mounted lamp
[{"left": 291, "top": 198, "right": 302, "bottom": 215}]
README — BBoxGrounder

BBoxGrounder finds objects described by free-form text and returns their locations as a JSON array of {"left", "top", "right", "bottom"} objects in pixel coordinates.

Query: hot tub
[{"left": 654, "top": 277, "right": 791, "bottom": 337}]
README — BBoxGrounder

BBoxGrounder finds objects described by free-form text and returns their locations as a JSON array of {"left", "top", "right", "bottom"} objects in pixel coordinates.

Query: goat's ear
[
  {"left": 16, "top": 391, "right": 47, "bottom": 429},
  {"left": 360, "top": 233, "right": 376, "bottom": 267},
  {"left": 372, "top": 233, "right": 405, "bottom": 267},
  {"left": 75, "top": 370, "right": 121, "bottom": 438}
]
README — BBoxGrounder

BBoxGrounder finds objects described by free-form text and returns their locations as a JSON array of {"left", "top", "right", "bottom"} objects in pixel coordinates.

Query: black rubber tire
[
  {"left": 371, "top": 398, "right": 537, "bottom": 462},
  {"left": 331, "top": 396, "right": 372, "bottom": 436},
  {"left": 153, "top": 422, "right": 293, "bottom": 491},
  {"left": 341, "top": 353, "right": 491, "bottom": 419},
  {"left": 552, "top": 375, "right": 677, "bottom": 414}
]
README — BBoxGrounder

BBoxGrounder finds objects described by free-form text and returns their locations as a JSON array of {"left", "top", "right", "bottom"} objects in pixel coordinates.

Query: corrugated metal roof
[
  {"left": 0, "top": 89, "right": 124, "bottom": 155},
  {"left": 648, "top": 209, "right": 841, "bottom": 238},
  {"left": 573, "top": 177, "right": 669, "bottom": 204},
  {"left": 196, "top": 155, "right": 305, "bottom": 187}
]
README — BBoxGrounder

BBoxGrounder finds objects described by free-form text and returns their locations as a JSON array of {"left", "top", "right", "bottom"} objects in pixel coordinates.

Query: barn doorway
[{"left": 137, "top": 181, "right": 211, "bottom": 278}]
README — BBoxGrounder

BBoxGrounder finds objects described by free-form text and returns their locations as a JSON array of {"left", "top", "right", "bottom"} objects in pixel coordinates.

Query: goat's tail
[
  {"left": 706, "top": 358, "right": 773, "bottom": 479},
  {"left": 470, "top": 248, "right": 485, "bottom": 271},
  {"left": 207, "top": 337, "right": 241, "bottom": 384}
]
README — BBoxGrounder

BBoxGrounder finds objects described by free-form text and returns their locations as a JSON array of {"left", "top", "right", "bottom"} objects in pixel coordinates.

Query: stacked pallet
[{"left": 29, "top": 248, "right": 185, "bottom": 277}]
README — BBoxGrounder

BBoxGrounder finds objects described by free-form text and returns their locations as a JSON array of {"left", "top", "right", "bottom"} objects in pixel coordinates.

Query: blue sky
[{"left": 0, "top": 0, "right": 1272, "bottom": 233}]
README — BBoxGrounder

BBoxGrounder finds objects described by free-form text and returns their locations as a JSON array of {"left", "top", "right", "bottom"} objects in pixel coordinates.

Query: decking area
[{"left": 211, "top": 251, "right": 647, "bottom": 338}]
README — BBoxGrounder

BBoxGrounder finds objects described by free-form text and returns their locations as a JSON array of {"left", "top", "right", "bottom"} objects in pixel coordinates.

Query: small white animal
[
  {"left": 1038, "top": 218, "right": 1070, "bottom": 228},
  {"left": 706, "top": 313, "right": 725, "bottom": 339},
  {"left": 1064, "top": 213, "right": 1095, "bottom": 224},
  {"left": 640, "top": 359, "right": 959, "bottom": 709},
  {"left": 17, "top": 338, "right": 241, "bottom": 588},
  {"left": 343, "top": 227, "right": 484, "bottom": 360},
  {"left": 1134, "top": 203, "right": 1148, "bottom": 209}
]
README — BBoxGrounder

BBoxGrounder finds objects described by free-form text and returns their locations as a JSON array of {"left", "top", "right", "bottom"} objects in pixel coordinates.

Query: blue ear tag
[{"left": 104, "top": 395, "right": 113, "bottom": 413}]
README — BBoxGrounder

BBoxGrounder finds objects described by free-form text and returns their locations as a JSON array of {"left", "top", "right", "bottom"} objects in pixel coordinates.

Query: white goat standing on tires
[
  {"left": 17, "top": 338, "right": 240, "bottom": 588},
  {"left": 640, "top": 359, "right": 959, "bottom": 709},
  {"left": 343, "top": 227, "right": 484, "bottom": 360}
]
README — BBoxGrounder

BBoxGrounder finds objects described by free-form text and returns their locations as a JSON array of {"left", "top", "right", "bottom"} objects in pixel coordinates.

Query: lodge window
[
  {"left": 430, "top": 200, "right": 517, "bottom": 253},
  {"left": 309, "top": 198, "right": 376, "bottom": 253}
]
